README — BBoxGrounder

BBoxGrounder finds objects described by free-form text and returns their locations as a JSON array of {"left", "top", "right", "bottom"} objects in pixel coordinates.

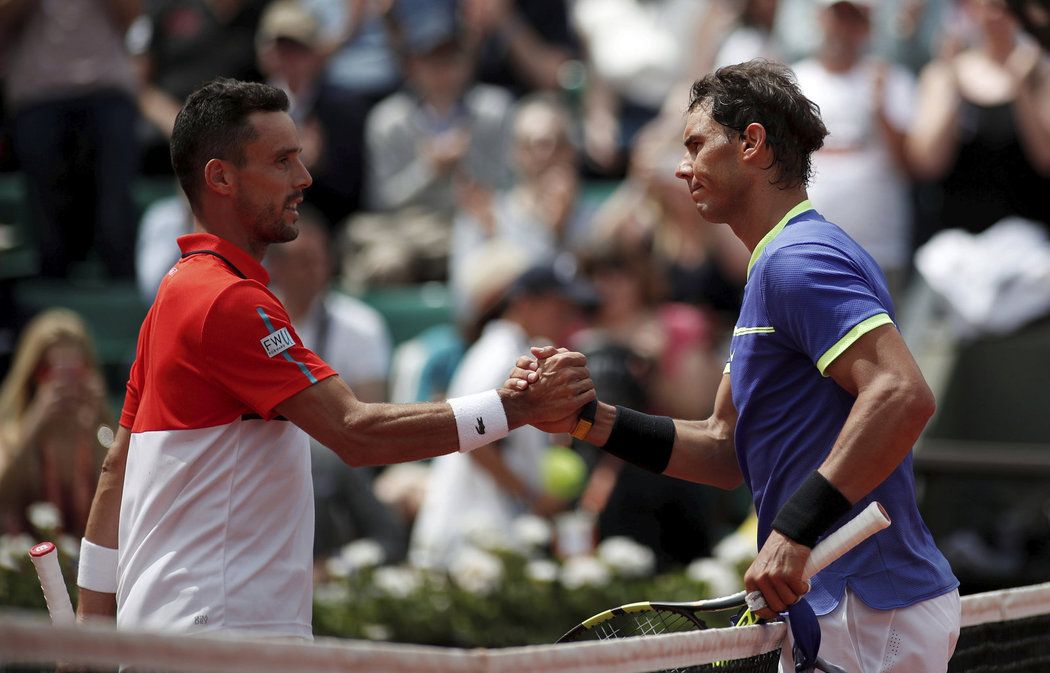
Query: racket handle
[
  {"left": 803, "top": 501, "right": 891, "bottom": 578},
  {"left": 29, "top": 541, "right": 76, "bottom": 625}
]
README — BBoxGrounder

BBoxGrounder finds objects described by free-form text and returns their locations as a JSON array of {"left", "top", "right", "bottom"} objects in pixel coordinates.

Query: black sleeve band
[
  {"left": 601, "top": 406, "right": 676, "bottom": 474},
  {"left": 772, "top": 471, "right": 852, "bottom": 548}
]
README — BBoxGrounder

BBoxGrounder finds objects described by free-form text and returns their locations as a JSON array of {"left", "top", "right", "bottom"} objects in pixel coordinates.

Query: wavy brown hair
[{"left": 687, "top": 60, "right": 828, "bottom": 189}]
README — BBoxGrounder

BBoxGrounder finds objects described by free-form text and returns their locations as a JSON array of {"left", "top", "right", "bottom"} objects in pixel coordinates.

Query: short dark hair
[
  {"left": 170, "top": 78, "right": 289, "bottom": 210},
  {"left": 687, "top": 60, "right": 828, "bottom": 189}
]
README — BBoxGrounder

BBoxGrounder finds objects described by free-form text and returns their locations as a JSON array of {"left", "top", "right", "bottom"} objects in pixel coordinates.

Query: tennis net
[{"left": 1, "top": 582, "right": 1047, "bottom": 673}]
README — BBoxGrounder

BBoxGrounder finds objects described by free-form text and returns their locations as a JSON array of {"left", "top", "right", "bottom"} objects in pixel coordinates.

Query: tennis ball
[{"left": 542, "top": 445, "right": 587, "bottom": 500}]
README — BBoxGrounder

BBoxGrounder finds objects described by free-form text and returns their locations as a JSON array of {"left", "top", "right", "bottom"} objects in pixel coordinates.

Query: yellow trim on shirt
[
  {"left": 816, "top": 313, "right": 894, "bottom": 376},
  {"left": 733, "top": 326, "right": 776, "bottom": 336},
  {"left": 746, "top": 199, "right": 814, "bottom": 280}
]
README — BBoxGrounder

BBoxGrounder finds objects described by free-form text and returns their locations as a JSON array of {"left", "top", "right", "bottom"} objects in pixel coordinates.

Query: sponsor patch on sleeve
[{"left": 261, "top": 326, "right": 296, "bottom": 358}]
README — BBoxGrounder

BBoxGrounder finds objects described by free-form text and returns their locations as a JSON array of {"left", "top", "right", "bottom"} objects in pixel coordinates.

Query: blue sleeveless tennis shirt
[{"left": 727, "top": 200, "right": 958, "bottom": 615}]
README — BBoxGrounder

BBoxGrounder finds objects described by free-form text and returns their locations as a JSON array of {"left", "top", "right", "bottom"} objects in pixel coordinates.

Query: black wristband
[
  {"left": 601, "top": 406, "right": 675, "bottom": 474},
  {"left": 772, "top": 471, "right": 852, "bottom": 548}
]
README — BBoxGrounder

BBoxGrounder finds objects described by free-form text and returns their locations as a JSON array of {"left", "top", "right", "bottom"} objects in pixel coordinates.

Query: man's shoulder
[{"left": 756, "top": 217, "right": 865, "bottom": 277}]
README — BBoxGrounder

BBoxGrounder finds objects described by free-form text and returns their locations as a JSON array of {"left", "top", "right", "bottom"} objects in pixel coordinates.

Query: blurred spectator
[
  {"left": 269, "top": 207, "right": 391, "bottom": 404},
  {"left": 135, "top": 0, "right": 267, "bottom": 170},
  {"left": 256, "top": 0, "right": 368, "bottom": 224},
  {"left": 267, "top": 208, "right": 405, "bottom": 564},
  {"left": 793, "top": 0, "right": 917, "bottom": 298},
  {"left": 364, "top": 15, "right": 513, "bottom": 216},
  {"left": 135, "top": 186, "right": 195, "bottom": 303},
  {"left": 410, "top": 251, "right": 595, "bottom": 568},
  {"left": 577, "top": 342, "right": 730, "bottom": 571},
  {"left": 299, "top": 0, "right": 402, "bottom": 107},
  {"left": 575, "top": 239, "right": 723, "bottom": 421},
  {"left": 460, "top": 0, "right": 579, "bottom": 96},
  {"left": 570, "top": 0, "right": 707, "bottom": 175},
  {"left": 449, "top": 94, "right": 592, "bottom": 319},
  {"left": 351, "top": 14, "right": 514, "bottom": 289},
  {"left": 714, "top": 0, "right": 785, "bottom": 68},
  {"left": 0, "top": 309, "right": 113, "bottom": 537},
  {"left": 907, "top": 0, "right": 1050, "bottom": 240},
  {"left": 588, "top": 119, "right": 749, "bottom": 333},
  {"left": 1, "top": 0, "right": 141, "bottom": 278}
]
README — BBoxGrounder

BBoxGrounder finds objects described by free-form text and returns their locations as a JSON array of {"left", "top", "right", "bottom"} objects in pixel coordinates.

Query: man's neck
[
  {"left": 198, "top": 210, "right": 267, "bottom": 261},
  {"left": 730, "top": 187, "right": 810, "bottom": 252}
]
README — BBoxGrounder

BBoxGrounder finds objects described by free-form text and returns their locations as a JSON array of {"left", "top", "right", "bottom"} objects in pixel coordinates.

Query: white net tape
[
  {"left": 1, "top": 583, "right": 1048, "bottom": 673},
  {"left": 0, "top": 616, "right": 785, "bottom": 673}
]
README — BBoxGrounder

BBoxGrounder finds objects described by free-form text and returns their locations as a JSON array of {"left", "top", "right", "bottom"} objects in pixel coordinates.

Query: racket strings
[{"left": 592, "top": 609, "right": 703, "bottom": 641}]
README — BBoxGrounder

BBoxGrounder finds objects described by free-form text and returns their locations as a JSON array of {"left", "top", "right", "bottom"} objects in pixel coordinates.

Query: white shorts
[{"left": 779, "top": 589, "right": 961, "bottom": 673}]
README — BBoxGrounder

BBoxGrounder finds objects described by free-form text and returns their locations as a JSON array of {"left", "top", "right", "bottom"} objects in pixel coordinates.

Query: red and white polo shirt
[{"left": 117, "top": 233, "right": 335, "bottom": 637}]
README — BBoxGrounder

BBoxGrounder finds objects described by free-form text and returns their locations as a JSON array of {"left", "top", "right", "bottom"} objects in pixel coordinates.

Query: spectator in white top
[
  {"left": 411, "top": 250, "right": 597, "bottom": 568},
  {"left": 792, "top": 0, "right": 917, "bottom": 299}
]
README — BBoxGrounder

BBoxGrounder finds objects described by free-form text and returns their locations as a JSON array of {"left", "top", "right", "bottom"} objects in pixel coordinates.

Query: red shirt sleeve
[{"left": 201, "top": 281, "right": 336, "bottom": 419}]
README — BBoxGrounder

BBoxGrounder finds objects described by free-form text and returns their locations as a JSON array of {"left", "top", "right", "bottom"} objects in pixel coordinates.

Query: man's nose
[{"left": 295, "top": 160, "right": 313, "bottom": 190}]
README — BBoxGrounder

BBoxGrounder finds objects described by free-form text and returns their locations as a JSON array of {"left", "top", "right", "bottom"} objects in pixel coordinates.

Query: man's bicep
[
  {"left": 823, "top": 323, "right": 926, "bottom": 397},
  {"left": 275, "top": 375, "right": 361, "bottom": 455}
]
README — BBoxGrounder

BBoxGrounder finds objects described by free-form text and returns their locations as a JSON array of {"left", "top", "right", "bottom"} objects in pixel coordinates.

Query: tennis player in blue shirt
[{"left": 519, "top": 60, "right": 960, "bottom": 672}]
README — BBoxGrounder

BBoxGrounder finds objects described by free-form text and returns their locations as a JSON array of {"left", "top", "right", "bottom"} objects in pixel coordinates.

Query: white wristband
[
  {"left": 78, "top": 538, "right": 118, "bottom": 593},
  {"left": 448, "top": 389, "right": 509, "bottom": 453}
]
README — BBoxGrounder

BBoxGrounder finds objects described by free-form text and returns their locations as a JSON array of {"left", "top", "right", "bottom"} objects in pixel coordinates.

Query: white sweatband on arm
[
  {"left": 447, "top": 389, "right": 509, "bottom": 453},
  {"left": 78, "top": 538, "right": 118, "bottom": 593}
]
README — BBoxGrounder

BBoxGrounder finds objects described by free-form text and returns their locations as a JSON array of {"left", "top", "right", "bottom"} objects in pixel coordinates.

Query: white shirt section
[
  {"left": 118, "top": 419, "right": 314, "bottom": 637},
  {"left": 793, "top": 58, "right": 916, "bottom": 272},
  {"left": 294, "top": 292, "right": 392, "bottom": 386},
  {"left": 572, "top": 0, "right": 705, "bottom": 108},
  {"left": 410, "top": 320, "right": 547, "bottom": 567}
]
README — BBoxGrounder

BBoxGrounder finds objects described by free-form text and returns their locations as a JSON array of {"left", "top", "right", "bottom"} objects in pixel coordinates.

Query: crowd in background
[{"left": 0, "top": 0, "right": 1048, "bottom": 581}]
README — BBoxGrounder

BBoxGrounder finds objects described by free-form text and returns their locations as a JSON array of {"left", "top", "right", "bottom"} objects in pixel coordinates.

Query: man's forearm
[
  {"left": 76, "top": 425, "right": 130, "bottom": 621},
  {"left": 583, "top": 401, "right": 742, "bottom": 489},
  {"left": 819, "top": 379, "right": 934, "bottom": 503}
]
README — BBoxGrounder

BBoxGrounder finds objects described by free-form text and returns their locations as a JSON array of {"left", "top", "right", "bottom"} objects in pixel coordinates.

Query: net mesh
[{"left": 1, "top": 582, "right": 1047, "bottom": 673}]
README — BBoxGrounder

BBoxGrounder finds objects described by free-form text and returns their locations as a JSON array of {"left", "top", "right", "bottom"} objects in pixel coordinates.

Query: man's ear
[
  {"left": 740, "top": 122, "right": 768, "bottom": 163},
  {"left": 203, "top": 158, "right": 235, "bottom": 197}
]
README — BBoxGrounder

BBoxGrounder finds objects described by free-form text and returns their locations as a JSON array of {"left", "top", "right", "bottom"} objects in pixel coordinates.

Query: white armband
[
  {"left": 77, "top": 538, "right": 118, "bottom": 593},
  {"left": 448, "top": 389, "right": 509, "bottom": 453}
]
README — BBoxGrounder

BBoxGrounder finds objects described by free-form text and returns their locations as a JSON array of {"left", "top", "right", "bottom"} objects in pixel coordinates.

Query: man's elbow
[{"left": 900, "top": 379, "right": 937, "bottom": 436}]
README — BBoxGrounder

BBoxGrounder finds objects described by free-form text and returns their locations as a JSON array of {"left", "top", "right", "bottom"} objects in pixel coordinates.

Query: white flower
[
  {"left": 596, "top": 536, "right": 656, "bottom": 578},
  {"left": 314, "top": 581, "right": 351, "bottom": 604},
  {"left": 463, "top": 515, "right": 514, "bottom": 553},
  {"left": 27, "top": 502, "right": 62, "bottom": 532},
  {"left": 524, "top": 559, "right": 559, "bottom": 583},
  {"left": 339, "top": 539, "right": 385, "bottom": 571},
  {"left": 686, "top": 558, "right": 742, "bottom": 596},
  {"left": 362, "top": 623, "right": 392, "bottom": 641},
  {"left": 513, "top": 515, "right": 553, "bottom": 551},
  {"left": 560, "top": 555, "right": 611, "bottom": 589},
  {"left": 325, "top": 555, "right": 353, "bottom": 579},
  {"left": 0, "top": 533, "right": 34, "bottom": 571},
  {"left": 373, "top": 566, "right": 421, "bottom": 599},
  {"left": 449, "top": 547, "right": 503, "bottom": 595},
  {"left": 57, "top": 534, "right": 79, "bottom": 560},
  {"left": 713, "top": 530, "right": 758, "bottom": 566}
]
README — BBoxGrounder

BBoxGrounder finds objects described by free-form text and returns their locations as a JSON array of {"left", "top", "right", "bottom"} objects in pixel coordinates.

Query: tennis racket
[
  {"left": 558, "top": 501, "right": 891, "bottom": 643},
  {"left": 29, "top": 541, "right": 76, "bottom": 625}
]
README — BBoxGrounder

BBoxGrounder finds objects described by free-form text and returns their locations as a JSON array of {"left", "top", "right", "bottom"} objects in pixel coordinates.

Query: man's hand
[
  {"left": 743, "top": 530, "right": 812, "bottom": 620},
  {"left": 501, "top": 347, "right": 594, "bottom": 433}
]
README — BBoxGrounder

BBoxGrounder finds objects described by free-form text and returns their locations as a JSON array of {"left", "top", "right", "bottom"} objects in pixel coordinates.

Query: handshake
[{"left": 498, "top": 345, "right": 598, "bottom": 436}]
